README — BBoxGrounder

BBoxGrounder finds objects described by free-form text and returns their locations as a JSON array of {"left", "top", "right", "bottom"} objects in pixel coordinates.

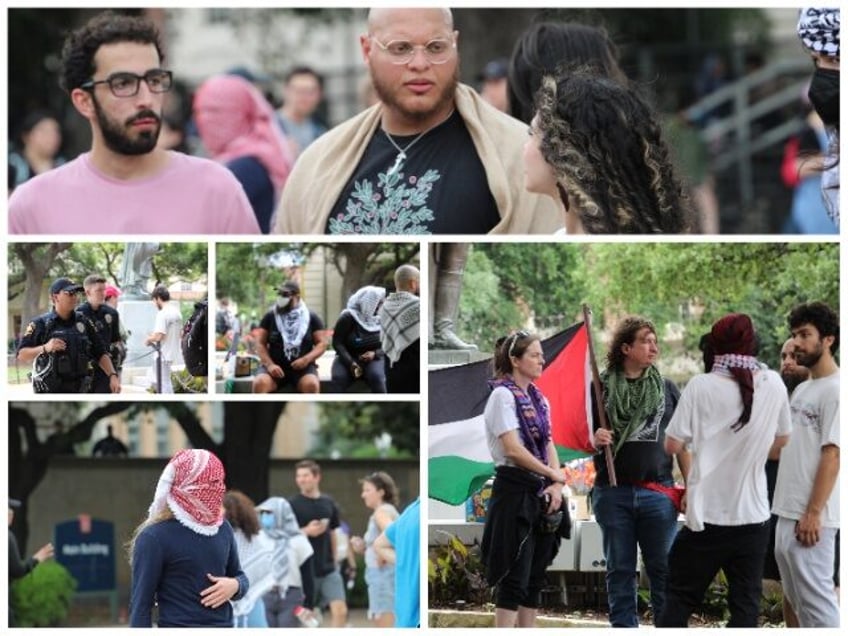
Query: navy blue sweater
[{"left": 130, "top": 518, "right": 248, "bottom": 627}]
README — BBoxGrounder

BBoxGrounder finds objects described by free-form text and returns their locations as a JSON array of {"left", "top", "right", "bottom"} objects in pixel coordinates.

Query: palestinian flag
[{"left": 429, "top": 322, "right": 594, "bottom": 505}]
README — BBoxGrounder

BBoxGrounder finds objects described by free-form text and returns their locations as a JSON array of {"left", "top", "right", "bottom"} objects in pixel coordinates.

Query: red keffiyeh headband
[
  {"left": 147, "top": 449, "right": 226, "bottom": 536},
  {"left": 707, "top": 313, "right": 759, "bottom": 431}
]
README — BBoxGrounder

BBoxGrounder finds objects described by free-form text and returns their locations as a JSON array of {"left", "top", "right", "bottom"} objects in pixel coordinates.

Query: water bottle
[{"left": 294, "top": 606, "right": 320, "bottom": 628}]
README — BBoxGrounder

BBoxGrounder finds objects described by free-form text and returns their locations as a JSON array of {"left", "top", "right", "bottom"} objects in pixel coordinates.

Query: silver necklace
[{"left": 383, "top": 108, "right": 455, "bottom": 177}]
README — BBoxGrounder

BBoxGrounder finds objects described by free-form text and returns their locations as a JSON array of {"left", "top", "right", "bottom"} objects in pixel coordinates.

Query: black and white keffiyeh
[
  {"left": 274, "top": 301, "right": 311, "bottom": 361},
  {"left": 342, "top": 286, "right": 386, "bottom": 332},
  {"left": 379, "top": 291, "right": 420, "bottom": 365},
  {"left": 798, "top": 8, "right": 840, "bottom": 57}
]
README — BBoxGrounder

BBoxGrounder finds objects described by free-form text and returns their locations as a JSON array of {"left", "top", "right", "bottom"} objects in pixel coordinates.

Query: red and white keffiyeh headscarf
[
  {"left": 147, "top": 449, "right": 226, "bottom": 536},
  {"left": 706, "top": 313, "right": 761, "bottom": 432}
]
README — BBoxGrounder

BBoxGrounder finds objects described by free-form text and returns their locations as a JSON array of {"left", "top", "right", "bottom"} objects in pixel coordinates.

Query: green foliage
[
  {"left": 315, "top": 402, "right": 419, "bottom": 458},
  {"left": 428, "top": 533, "right": 490, "bottom": 607},
  {"left": 457, "top": 248, "right": 523, "bottom": 347},
  {"left": 11, "top": 560, "right": 78, "bottom": 627},
  {"left": 8, "top": 242, "right": 207, "bottom": 302},
  {"left": 217, "top": 242, "right": 419, "bottom": 321},
  {"left": 171, "top": 369, "right": 207, "bottom": 393},
  {"left": 699, "top": 569, "right": 730, "bottom": 621},
  {"left": 460, "top": 242, "right": 838, "bottom": 374}
]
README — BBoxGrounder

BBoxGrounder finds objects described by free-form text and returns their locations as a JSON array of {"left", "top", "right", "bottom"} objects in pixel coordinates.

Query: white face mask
[{"left": 276, "top": 296, "right": 291, "bottom": 310}]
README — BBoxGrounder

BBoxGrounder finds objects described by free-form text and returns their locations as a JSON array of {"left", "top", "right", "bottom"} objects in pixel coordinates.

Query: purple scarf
[{"left": 489, "top": 376, "right": 551, "bottom": 465}]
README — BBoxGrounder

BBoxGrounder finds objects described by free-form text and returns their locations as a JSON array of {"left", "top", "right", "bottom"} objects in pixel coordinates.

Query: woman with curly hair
[{"left": 523, "top": 68, "right": 693, "bottom": 234}]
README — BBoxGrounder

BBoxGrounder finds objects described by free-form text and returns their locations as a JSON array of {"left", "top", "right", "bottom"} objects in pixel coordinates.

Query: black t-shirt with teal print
[{"left": 327, "top": 110, "right": 500, "bottom": 234}]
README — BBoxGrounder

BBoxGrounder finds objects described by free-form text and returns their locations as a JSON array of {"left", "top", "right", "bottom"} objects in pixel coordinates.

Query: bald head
[
  {"left": 367, "top": 7, "right": 453, "bottom": 34},
  {"left": 394, "top": 264, "right": 420, "bottom": 293}
]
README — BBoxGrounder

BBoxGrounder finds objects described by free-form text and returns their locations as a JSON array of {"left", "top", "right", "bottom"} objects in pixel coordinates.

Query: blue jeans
[{"left": 592, "top": 484, "right": 678, "bottom": 627}]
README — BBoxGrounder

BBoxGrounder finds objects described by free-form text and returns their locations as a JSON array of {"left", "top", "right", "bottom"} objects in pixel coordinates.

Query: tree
[
  {"left": 217, "top": 243, "right": 421, "bottom": 317},
  {"left": 458, "top": 243, "right": 838, "bottom": 370},
  {"left": 301, "top": 242, "right": 421, "bottom": 300},
  {"left": 8, "top": 401, "right": 286, "bottom": 552},
  {"left": 315, "top": 402, "right": 419, "bottom": 459},
  {"left": 9, "top": 242, "right": 208, "bottom": 335},
  {"left": 9, "top": 243, "right": 72, "bottom": 330}
]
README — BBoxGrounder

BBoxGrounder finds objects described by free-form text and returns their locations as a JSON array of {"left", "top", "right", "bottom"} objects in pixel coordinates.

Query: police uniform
[
  {"left": 77, "top": 301, "right": 122, "bottom": 393},
  {"left": 17, "top": 310, "right": 109, "bottom": 393}
]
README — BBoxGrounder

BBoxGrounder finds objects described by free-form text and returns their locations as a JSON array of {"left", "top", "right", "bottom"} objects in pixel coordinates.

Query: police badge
[{"left": 76, "top": 321, "right": 85, "bottom": 333}]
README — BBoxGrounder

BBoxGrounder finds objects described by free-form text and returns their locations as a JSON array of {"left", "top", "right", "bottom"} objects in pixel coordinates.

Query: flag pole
[{"left": 582, "top": 304, "right": 617, "bottom": 487}]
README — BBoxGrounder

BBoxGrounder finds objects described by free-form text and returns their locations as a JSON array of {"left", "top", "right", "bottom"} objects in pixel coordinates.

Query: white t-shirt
[
  {"left": 154, "top": 302, "right": 184, "bottom": 363},
  {"left": 665, "top": 369, "right": 792, "bottom": 531},
  {"left": 8, "top": 151, "right": 260, "bottom": 234},
  {"left": 772, "top": 370, "right": 840, "bottom": 527},
  {"left": 484, "top": 385, "right": 551, "bottom": 467}
]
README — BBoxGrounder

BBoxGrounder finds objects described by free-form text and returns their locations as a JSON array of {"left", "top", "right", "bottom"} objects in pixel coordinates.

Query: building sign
[{"left": 55, "top": 516, "right": 116, "bottom": 593}]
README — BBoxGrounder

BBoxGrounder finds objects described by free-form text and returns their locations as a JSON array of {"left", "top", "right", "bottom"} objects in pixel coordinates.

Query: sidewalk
[{"left": 101, "top": 608, "right": 373, "bottom": 628}]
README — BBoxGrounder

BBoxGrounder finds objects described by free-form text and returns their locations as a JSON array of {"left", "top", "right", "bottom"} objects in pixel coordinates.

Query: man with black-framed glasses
[
  {"left": 9, "top": 11, "right": 259, "bottom": 235},
  {"left": 16, "top": 278, "right": 121, "bottom": 394},
  {"left": 276, "top": 7, "right": 559, "bottom": 235}
]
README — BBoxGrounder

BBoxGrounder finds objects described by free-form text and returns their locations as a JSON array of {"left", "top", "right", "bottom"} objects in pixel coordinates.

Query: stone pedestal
[
  {"left": 428, "top": 348, "right": 491, "bottom": 367},
  {"left": 117, "top": 299, "right": 159, "bottom": 370}
]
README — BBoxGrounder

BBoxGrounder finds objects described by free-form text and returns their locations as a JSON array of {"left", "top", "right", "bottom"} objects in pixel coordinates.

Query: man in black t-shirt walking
[
  {"left": 290, "top": 460, "right": 347, "bottom": 627},
  {"left": 252, "top": 280, "right": 327, "bottom": 393}
]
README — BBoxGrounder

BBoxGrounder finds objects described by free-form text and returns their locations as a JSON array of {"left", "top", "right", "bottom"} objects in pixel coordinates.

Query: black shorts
[{"left": 257, "top": 363, "right": 318, "bottom": 390}]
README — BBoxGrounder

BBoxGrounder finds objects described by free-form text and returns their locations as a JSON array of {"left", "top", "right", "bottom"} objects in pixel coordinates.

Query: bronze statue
[
  {"left": 431, "top": 243, "right": 476, "bottom": 350},
  {"left": 119, "top": 242, "right": 160, "bottom": 299}
]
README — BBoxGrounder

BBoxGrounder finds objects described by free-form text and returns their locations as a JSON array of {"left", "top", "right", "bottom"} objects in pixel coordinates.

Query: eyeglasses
[
  {"left": 279, "top": 292, "right": 293, "bottom": 298},
  {"left": 370, "top": 36, "right": 456, "bottom": 65},
  {"left": 80, "top": 69, "right": 173, "bottom": 97},
  {"left": 508, "top": 330, "right": 530, "bottom": 358}
]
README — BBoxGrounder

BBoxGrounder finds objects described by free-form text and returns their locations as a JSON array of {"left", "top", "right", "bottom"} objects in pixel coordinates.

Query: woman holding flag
[
  {"left": 480, "top": 330, "right": 569, "bottom": 628},
  {"left": 591, "top": 316, "right": 689, "bottom": 627}
]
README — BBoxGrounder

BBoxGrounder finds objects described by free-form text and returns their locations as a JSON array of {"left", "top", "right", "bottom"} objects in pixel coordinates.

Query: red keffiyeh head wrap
[
  {"left": 707, "top": 313, "right": 760, "bottom": 431},
  {"left": 148, "top": 449, "right": 226, "bottom": 536}
]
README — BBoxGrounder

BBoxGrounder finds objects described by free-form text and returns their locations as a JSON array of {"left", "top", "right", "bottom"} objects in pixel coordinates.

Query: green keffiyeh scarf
[{"left": 602, "top": 365, "right": 664, "bottom": 456}]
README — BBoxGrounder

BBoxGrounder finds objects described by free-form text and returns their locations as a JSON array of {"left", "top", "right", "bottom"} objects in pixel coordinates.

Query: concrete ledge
[
  {"left": 428, "top": 609, "right": 607, "bottom": 628},
  {"left": 216, "top": 376, "right": 372, "bottom": 394}
]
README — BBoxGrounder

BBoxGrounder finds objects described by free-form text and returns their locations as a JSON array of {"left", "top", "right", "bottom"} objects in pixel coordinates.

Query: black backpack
[{"left": 181, "top": 299, "right": 208, "bottom": 377}]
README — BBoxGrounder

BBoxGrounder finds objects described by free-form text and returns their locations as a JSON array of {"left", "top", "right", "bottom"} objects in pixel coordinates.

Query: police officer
[
  {"left": 16, "top": 277, "right": 121, "bottom": 393},
  {"left": 77, "top": 274, "right": 123, "bottom": 393},
  {"left": 104, "top": 284, "right": 129, "bottom": 371}
]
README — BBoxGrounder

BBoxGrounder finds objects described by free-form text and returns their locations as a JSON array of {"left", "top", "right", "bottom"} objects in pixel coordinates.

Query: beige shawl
[{"left": 274, "top": 83, "right": 560, "bottom": 234}]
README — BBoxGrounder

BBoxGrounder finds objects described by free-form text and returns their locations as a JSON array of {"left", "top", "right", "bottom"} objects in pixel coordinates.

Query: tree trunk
[
  {"left": 13, "top": 243, "right": 72, "bottom": 334},
  {"left": 222, "top": 402, "right": 285, "bottom": 503},
  {"left": 8, "top": 402, "right": 132, "bottom": 552}
]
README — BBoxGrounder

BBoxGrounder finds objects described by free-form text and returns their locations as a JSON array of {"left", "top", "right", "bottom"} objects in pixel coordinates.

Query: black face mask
[{"left": 808, "top": 67, "right": 840, "bottom": 128}]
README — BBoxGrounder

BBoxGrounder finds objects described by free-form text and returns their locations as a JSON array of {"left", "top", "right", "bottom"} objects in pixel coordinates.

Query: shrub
[
  {"left": 11, "top": 560, "right": 78, "bottom": 627},
  {"left": 428, "top": 532, "right": 490, "bottom": 607}
]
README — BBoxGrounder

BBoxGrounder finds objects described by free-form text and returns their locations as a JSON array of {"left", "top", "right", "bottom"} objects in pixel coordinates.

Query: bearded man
[
  {"left": 772, "top": 302, "right": 840, "bottom": 627},
  {"left": 275, "top": 7, "right": 559, "bottom": 234},
  {"left": 9, "top": 12, "right": 258, "bottom": 234}
]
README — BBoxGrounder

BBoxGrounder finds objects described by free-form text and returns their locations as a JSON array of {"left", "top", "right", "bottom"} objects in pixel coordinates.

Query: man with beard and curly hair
[
  {"left": 772, "top": 301, "right": 840, "bottom": 627},
  {"left": 275, "top": 7, "right": 559, "bottom": 235},
  {"left": 9, "top": 12, "right": 258, "bottom": 234},
  {"left": 523, "top": 68, "right": 693, "bottom": 234}
]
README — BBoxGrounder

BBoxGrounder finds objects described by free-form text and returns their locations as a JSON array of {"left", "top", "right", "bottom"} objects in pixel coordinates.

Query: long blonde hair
[{"left": 125, "top": 506, "right": 174, "bottom": 564}]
